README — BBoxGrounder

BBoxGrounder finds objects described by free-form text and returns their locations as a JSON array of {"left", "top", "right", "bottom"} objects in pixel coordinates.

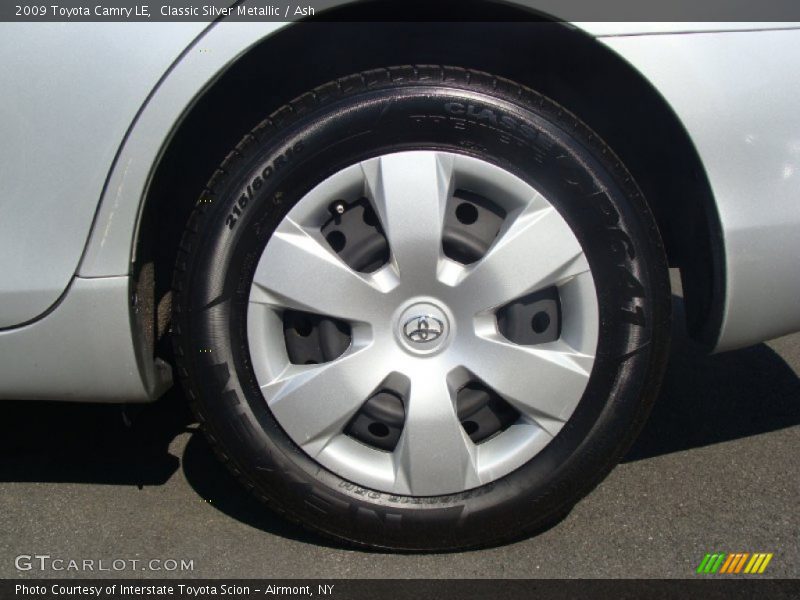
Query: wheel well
[{"left": 139, "top": 12, "right": 724, "bottom": 359}]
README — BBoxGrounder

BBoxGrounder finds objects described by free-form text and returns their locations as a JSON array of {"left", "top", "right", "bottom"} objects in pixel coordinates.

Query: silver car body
[{"left": 1, "top": 16, "right": 799, "bottom": 401}]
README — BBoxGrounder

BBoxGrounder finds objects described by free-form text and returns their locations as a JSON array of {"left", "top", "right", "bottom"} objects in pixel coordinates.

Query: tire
[{"left": 172, "top": 65, "right": 671, "bottom": 551}]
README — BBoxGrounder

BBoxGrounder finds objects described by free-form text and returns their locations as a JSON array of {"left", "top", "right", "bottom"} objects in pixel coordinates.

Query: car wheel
[{"left": 172, "top": 65, "right": 671, "bottom": 550}]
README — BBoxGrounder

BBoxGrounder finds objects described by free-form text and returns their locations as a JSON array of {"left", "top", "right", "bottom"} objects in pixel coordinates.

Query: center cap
[{"left": 396, "top": 301, "right": 452, "bottom": 355}]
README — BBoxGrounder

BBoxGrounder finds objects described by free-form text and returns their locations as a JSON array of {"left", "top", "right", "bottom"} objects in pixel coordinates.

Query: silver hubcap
[{"left": 247, "top": 151, "right": 599, "bottom": 496}]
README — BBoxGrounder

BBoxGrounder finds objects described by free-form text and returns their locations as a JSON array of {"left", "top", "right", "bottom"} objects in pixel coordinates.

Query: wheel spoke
[
  {"left": 466, "top": 336, "right": 593, "bottom": 436},
  {"left": 362, "top": 152, "right": 453, "bottom": 280},
  {"left": 261, "top": 347, "right": 387, "bottom": 457},
  {"left": 250, "top": 217, "right": 387, "bottom": 321},
  {"left": 459, "top": 202, "right": 590, "bottom": 310},
  {"left": 393, "top": 367, "right": 480, "bottom": 495}
]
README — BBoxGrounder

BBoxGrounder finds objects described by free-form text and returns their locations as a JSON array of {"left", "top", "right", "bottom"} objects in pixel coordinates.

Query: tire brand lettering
[
  {"left": 444, "top": 102, "right": 540, "bottom": 142},
  {"left": 226, "top": 140, "right": 305, "bottom": 230},
  {"left": 593, "top": 194, "right": 647, "bottom": 326}
]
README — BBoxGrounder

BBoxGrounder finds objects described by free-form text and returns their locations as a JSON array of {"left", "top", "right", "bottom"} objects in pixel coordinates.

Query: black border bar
[
  {"left": 5, "top": 579, "right": 800, "bottom": 600},
  {"left": 5, "top": 0, "right": 800, "bottom": 23}
]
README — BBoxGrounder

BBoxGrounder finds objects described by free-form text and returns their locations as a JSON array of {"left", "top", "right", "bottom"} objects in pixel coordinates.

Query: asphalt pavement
[{"left": 1, "top": 297, "right": 798, "bottom": 579}]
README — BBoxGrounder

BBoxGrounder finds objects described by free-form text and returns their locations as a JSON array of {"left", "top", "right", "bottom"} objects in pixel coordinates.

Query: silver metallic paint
[
  {"left": 0, "top": 22, "right": 206, "bottom": 328},
  {"left": 600, "top": 30, "right": 800, "bottom": 350},
  {"left": 0, "top": 276, "right": 169, "bottom": 401},
  {"left": 0, "top": 18, "right": 798, "bottom": 401},
  {"left": 77, "top": 21, "right": 800, "bottom": 354}
]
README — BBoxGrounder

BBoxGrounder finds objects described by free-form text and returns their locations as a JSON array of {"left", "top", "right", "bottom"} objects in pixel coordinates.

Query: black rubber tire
[{"left": 172, "top": 65, "right": 671, "bottom": 551}]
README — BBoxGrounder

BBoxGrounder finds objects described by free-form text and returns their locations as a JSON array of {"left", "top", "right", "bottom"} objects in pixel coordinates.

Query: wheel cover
[{"left": 247, "top": 151, "right": 599, "bottom": 496}]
